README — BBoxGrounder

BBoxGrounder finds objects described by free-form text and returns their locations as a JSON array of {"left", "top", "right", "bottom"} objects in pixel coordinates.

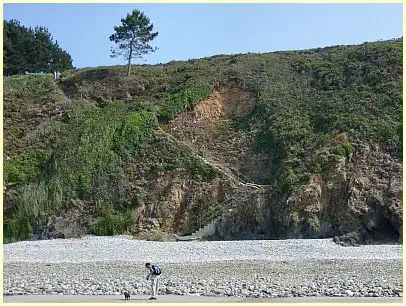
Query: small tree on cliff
[{"left": 109, "top": 9, "right": 158, "bottom": 76}]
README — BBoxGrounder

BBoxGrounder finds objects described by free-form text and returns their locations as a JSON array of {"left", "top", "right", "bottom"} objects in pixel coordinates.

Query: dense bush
[
  {"left": 4, "top": 181, "right": 60, "bottom": 242},
  {"left": 3, "top": 151, "right": 45, "bottom": 184},
  {"left": 93, "top": 209, "right": 135, "bottom": 236},
  {"left": 158, "top": 86, "right": 213, "bottom": 120},
  {"left": 252, "top": 39, "right": 402, "bottom": 193}
]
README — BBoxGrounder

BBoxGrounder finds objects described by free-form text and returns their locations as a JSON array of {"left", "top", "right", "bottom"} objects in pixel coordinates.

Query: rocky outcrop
[
  {"left": 32, "top": 200, "right": 95, "bottom": 240},
  {"left": 212, "top": 141, "right": 402, "bottom": 244}
]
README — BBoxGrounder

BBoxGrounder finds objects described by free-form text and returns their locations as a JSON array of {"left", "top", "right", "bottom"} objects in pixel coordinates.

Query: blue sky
[{"left": 4, "top": 3, "right": 403, "bottom": 68}]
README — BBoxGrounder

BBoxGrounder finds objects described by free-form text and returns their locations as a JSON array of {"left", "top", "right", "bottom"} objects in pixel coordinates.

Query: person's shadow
[{"left": 116, "top": 298, "right": 155, "bottom": 301}]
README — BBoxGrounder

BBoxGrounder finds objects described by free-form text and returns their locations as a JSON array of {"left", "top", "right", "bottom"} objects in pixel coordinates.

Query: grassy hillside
[{"left": 3, "top": 38, "right": 402, "bottom": 242}]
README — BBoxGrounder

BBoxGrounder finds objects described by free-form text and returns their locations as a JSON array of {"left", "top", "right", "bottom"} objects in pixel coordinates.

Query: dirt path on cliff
[
  {"left": 161, "top": 87, "right": 272, "bottom": 185},
  {"left": 162, "top": 130, "right": 269, "bottom": 191}
]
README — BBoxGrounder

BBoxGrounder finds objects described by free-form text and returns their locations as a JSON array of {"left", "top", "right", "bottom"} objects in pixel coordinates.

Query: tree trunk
[
  {"left": 127, "top": 45, "right": 133, "bottom": 76},
  {"left": 127, "top": 44, "right": 133, "bottom": 76},
  {"left": 127, "top": 58, "right": 131, "bottom": 76}
]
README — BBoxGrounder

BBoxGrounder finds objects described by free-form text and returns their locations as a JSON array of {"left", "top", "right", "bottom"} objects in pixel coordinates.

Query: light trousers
[{"left": 150, "top": 275, "right": 160, "bottom": 296}]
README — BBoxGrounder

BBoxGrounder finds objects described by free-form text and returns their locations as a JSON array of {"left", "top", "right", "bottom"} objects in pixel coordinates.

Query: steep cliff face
[
  {"left": 213, "top": 140, "right": 402, "bottom": 244},
  {"left": 3, "top": 39, "right": 402, "bottom": 243}
]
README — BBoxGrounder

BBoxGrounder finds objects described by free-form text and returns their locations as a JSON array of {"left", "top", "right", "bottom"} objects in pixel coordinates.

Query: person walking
[{"left": 145, "top": 262, "right": 162, "bottom": 300}]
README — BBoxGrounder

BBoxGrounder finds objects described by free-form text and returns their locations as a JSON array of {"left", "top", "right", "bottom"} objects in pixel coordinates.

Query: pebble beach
[{"left": 3, "top": 236, "right": 403, "bottom": 299}]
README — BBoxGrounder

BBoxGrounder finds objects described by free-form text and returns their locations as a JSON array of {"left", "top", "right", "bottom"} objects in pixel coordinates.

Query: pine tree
[{"left": 109, "top": 9, "right": 158, "bottom": 76}]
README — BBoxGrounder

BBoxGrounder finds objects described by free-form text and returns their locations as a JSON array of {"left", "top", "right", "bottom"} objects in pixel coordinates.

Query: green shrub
[
  {"left": 4, "top": 161, "right": 26, "bottom": 184},
  {"left": 93, "top": 210, "right": 135, "bottom": 236},
  {"left": 3, "top": 151, "right": 46, "bottom": 185},
  {"left": 4, "top": 182, "right": 57, "bottom": 242},
  {"left": 158, "top": 86, "right": 212, "bottom": 120},
  {"left": 129, "top": 96, "right": 159, "bottom": 113},
  {"left": 334, "top": 140, "right": 353, "bottom": 156},
  {"left": 280, "top": 167, "right": 299, "bottom": 194},
  {"left": 314, "top": 154, "right": 342, "bottom": 173},
  {"left": 113, "top": 111, "right": 157, "bottom": 157},
  {"left": 5, "top": 211, "right": 33, "bottom": 242},
  {"left": 376, "top": 119, "right": 395, "bottom": 141},
  {"left": 146, "top": 137, "right": 217, "bottom": 182},
  {"left": 51, "top": 101, "right": 148, "bottom": 199},
  {"left": 4, "top": 75, "right": 54, "bottom": 100}
]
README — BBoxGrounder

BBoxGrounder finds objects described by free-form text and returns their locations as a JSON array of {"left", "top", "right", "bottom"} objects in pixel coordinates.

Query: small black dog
[{"left": 124, "top": 291, "right": 130, "bottom": 300}]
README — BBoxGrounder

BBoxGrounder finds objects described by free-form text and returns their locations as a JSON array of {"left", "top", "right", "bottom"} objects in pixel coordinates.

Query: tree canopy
[
  {"left": 3, "top": 19, "right": 73, "bottom": 75},
  {"left": 109, "top": 9, "right": 158, "bottom": 76}
]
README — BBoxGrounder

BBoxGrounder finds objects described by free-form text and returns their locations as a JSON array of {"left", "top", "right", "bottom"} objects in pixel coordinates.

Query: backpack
[{"left": 152, "top": 264, "right": 161, "bottom": 275}]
